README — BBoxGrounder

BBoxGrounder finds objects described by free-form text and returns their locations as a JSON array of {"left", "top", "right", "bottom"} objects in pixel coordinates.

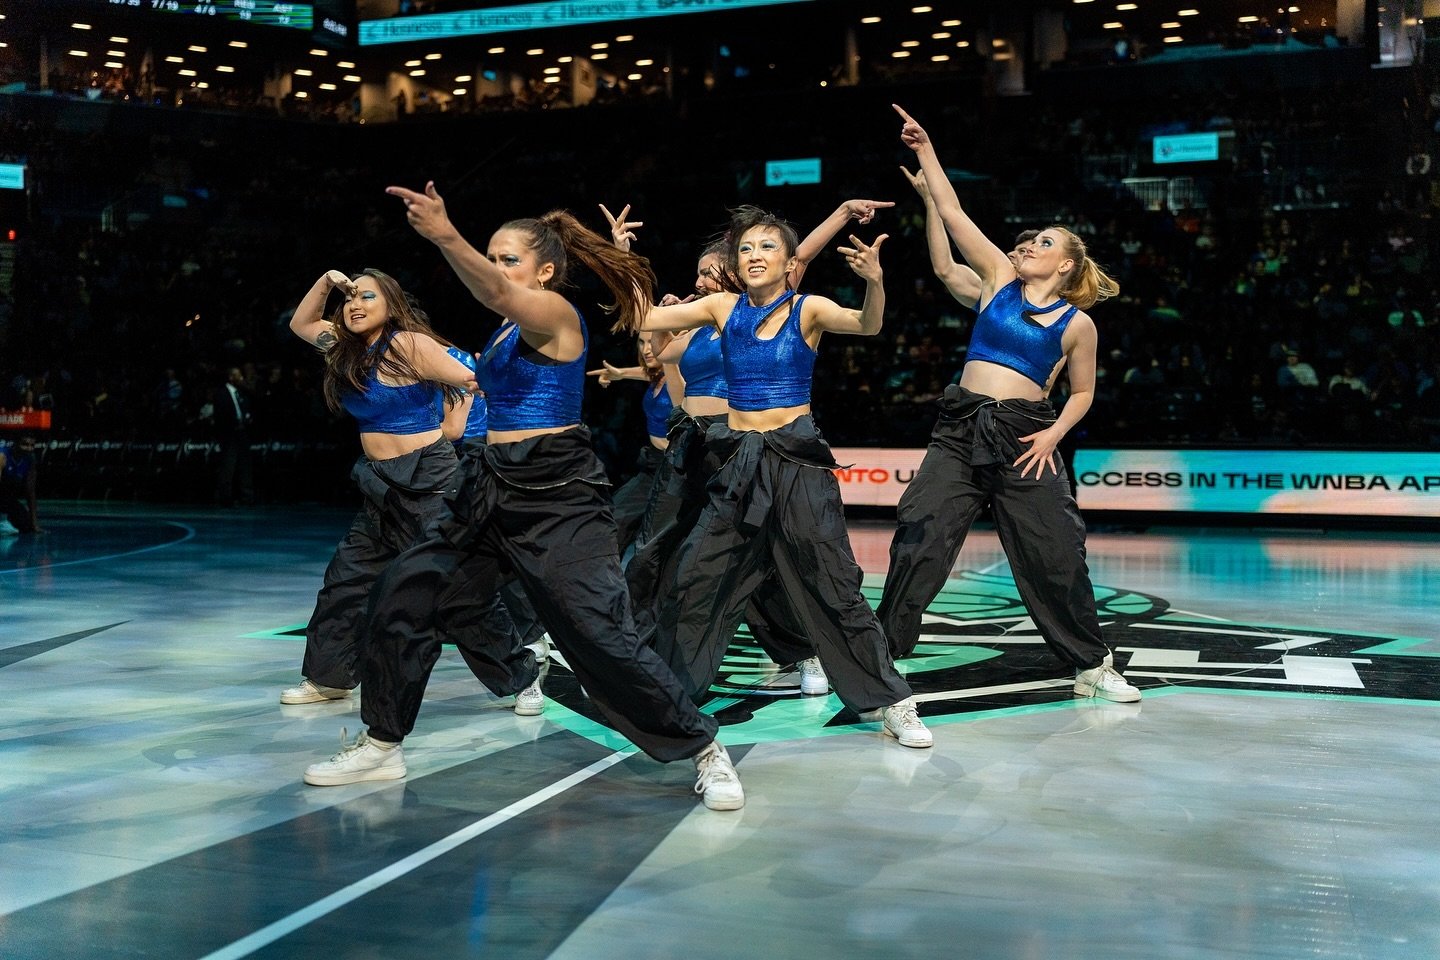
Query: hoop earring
[{"left": 539, "top": 280, "right": 546, "bottom": 290}]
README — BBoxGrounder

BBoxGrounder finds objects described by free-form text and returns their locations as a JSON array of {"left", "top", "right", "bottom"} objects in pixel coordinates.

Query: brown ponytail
[
  {"left": 503, "top": 210, "right": 657, "bottom": 334},
  {"left": 1049, "top": 225, "right": 1119, "bottom": 311}
]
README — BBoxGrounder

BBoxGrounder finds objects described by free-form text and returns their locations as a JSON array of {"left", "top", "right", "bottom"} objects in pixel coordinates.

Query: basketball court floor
[{"left": 2, "top": 501, "right": 1437, "bottom": 959}]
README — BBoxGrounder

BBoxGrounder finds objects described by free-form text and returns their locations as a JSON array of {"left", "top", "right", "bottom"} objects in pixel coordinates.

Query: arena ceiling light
[
  {"left": 861, "top": 17, "right": 882, "bottom": 24},
  {"left": 228, "top": 41, "right": 248, "bottom": 48},
  {"left": 409, "top": 69, "right": 425, "bottom": 76},
  {"left": 165, "top": 55, "right": 183, "bottom": 63},
  {"left": 592, "top": 53, "right": 609, "bottom": 60},
  {"left": 1178, "top": 8, "right": 1199, "bottom": 14},
  {"left": 942, "top": 19, "right": 961, "bottom": 26},
  {"left": 424, "top": 53, "right": 442, "bottom": 60},
  {"left": 110, "top": 36, "right": 129, "bottom": 43},
  {"left": 106, "top": 50, "right": 125, "bottom": 57},
  {"left": 488, "top": 46, "right": 505, "bottom": 53},
  {"left": 1164, "top": 36, "right": 1184, "bottom": 43},
  {"left": 68, "top": 50, "right": 89, "bottom": 57},
  {"left": 217, "top": 65, "right": 235, "bottom": 73},
  {"left": 455, "top": 74, "right": 472, "bottom": 82},
  {"left": 338, "top": 61, "right": 355, "bottom": 69},
  {"left": 527, "top": 48, "right": 544, "bottom": 55},
  {"left": 892, "top": 50, "right": 911, "bottom": 58},
  {"left": 615, "top": 35, "right": 634, "bottom": 41},
  {"left": 343, "top": 74, "right": 361, "bottom": 82},
  {"left": 294, "top": 68, "right": 313, "bottom": 76},
  {"left": 72, "top": 23, "right": 92, "bottom": 31},
  {"left": 636, "top": 58, "right": 654, "bottom": 66},
  {"left": 309, "top": 49, "right": 328, "bottom": 56},
  {"left": 912, "top": 5, "right": 933, "bottom": 11},
  {"left": 188, "top": 45, "right": 207, "bottom": 53}
]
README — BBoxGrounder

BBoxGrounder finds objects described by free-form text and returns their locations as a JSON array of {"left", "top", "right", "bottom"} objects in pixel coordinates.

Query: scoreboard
[{"left": 90, "top": 1, "right": 314, "bottom": 30}]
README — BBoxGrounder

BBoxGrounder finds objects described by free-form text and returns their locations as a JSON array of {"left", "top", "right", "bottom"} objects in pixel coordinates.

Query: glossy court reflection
[{"left": 2, "top": 503, "right": 1437, "bottom": 960}]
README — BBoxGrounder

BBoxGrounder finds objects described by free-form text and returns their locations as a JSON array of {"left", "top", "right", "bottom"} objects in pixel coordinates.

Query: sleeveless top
[
  {"left": 679, "top": 328, "right": 728, "bottom": 399},
  {"left": 723, "top": 290, "right": 814, "bottom": 411},
  {"left": 340, "top": 338, "right": 443, "bottom": 434},
  {"left": 642, "top": 379, "right": 674, "bottom": 440},
  {"left": 966, "top": 279, "right": 1077, "bottom": 387},
  {"left": 478, "top": 305, "right": 587, "bottom": 432},
  {"left": 445, "top": 346, "right": 488, "bottom": 440}
]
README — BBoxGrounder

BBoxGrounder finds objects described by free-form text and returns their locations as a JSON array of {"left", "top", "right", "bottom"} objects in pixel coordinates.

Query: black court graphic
[{"left": 254, "top": 570, "right": 1439, "bottom": 747}]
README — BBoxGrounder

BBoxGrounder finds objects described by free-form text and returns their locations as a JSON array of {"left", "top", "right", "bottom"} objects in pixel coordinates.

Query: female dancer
[
  {"left": 876, "top": 105, "right": 1140, "bottom": 702},
  {"left": 303, "top": 183, "right": 744, "bottom": 811},
  {"left": 639, "top": 205, "right": 932, "bottom": 748},
  {"left": 280, "top": 269, "right": 539, "bottom": 712},
  {"left": 624, "top": 200, "right": 895, "bottom": 699}
]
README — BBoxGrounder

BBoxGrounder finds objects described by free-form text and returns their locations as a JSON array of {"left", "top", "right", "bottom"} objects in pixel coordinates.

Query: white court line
[
  {"left": 199, "top": 749, "right": 636, "bottom": 960},
  {"left": 973, "top": 560, "right": 1012, "bottom": 576},
  {"left": 0, "top": 521, "right": 196, "bottom": 574}
]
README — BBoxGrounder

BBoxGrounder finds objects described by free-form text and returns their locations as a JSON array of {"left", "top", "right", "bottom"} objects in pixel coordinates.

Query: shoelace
[
  {"left": 890, "top": 703, "right": 922, "bottom": 728},
  {"left": 693, "top": 749, "right": 735, "bottom": 795},
  {"left": 330, "top": 727, "right": 364, "bottom": 761}
]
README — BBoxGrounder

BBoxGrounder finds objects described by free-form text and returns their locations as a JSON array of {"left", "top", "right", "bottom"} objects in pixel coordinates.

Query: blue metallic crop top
[
  {"left": 679, "top": 328, "right": 728, "bottom": 400},
  {"left": 477, "top": 305, "right": 587, "bottom": 432},
  {"left": 340, "top": 341, "right": 443, "bottom": 435},
  {"left": 445, "top": 346, "right": 488, "bottom": 440},
  {"left": 722, "top": 290, "right": 814, "bottom": 412},
  {"left": 966, "top": 279, "right": 1077, "bottom": 388},
  {"left": 642, "top": 380, "right": 674, "bottom": 440}
]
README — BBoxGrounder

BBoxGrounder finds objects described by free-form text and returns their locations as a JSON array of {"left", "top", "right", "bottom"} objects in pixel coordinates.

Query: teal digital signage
[{"left": 360, "top": 0, "right": 814, "bottom": 46}]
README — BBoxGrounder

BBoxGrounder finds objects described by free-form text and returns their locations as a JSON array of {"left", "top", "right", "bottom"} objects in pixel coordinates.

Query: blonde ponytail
[{"left": 1049, "top": 225, "right": 1119, "bottom": 311}]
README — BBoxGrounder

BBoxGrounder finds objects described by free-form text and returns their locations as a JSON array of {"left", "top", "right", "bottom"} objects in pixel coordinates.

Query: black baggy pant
[
  {"left": 612, "top": 444, "right": 666, "bottom": 552},
  {"left": 360, "top": 427, "right": 716, "bottom": 762},
  {"left": 300, "top": 438, "right": 528, "bottom": 692},
  {"left": 876, "top": 386, "right": 1109, "bottom": 669},
  {"left": 627, "top": 413, "right": 811, "bottom": 666},
  {"left": 656, "top": 416, "right": 911, "bottom": 712}
]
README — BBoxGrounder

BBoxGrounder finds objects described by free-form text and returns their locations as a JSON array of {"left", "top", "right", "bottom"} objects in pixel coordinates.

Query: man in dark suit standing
[{"left": 213, "top": 366, "right": 255, "bottom": 506}]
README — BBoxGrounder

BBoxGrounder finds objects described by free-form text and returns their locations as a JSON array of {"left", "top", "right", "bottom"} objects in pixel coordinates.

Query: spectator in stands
[
  {"left": 1276, "top": 350, "right": 1319, "bottom": 391},
  {"left": 1328, "top": 361, "right": 1368, "bottom": 398},
  {"left": 211, "top": 366, "right": 255, "bottom": 507}
]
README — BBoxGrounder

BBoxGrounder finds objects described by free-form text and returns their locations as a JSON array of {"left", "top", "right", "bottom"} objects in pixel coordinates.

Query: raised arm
[
  {"left": 387, "top": 181, "right": 577, "bottom": 338},
  {"left": 790, "top": 198, "right": 895, "bottom": 291},
  {"left": 585, "top": 361, "right": 647, "bottom": 387},
  {"left": 642, "top": 291, "right": 735, "bottom": 333},
  {"left": 902, "top": 166, "right": 981, "bottom": 309},
  {"left": 893, "top": 104, "right": 1012, "bottom": 290},
  {"left": 656, "top": 327, "right": 695, "bottom": 364},
  {"left": 289, "top": 270, "right": 354, "bottom": 348},
  {"left": 803, "top": 233, "right": 888, "bottom": 340},
  {"left": 599, "top": 202, "right": 642, "bottom": 252}
]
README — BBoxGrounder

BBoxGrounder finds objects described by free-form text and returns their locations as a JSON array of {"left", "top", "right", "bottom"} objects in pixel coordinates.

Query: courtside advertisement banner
[
  {"left": 1073, "top": 449, "right": 1440, "bottom": 517},
  {"left": 829, "top": 447, "right": 1440, "bottom": 518},
  {"left": 830, "top": 447, "right": 926, "bottom": 507}
]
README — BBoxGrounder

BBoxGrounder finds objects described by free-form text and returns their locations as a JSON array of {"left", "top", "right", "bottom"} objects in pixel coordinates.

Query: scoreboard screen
[{"left": 90, "top": 1, "right": 314, "bottom": 30}]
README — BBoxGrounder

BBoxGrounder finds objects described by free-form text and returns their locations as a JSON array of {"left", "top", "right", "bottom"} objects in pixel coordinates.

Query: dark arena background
[{"left": 2, "top": 2, "right": 1439, "bottom": 958}]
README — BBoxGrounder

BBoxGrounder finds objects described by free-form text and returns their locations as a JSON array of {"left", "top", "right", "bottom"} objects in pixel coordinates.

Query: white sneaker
[
  {"left": 280, "top": 679, "right": 353, "bottom": 704},
  {"left": 303, "top": 730, "right": 406, "bottom": 786},
  {"left": 798, "top": 657, "right": 830, "bottom": 695},
  {"left": 513, "top": 678, "right": 545, "bottom": 717},
  {"left": 525, "top": 634, "right": 550, "bottom": 661},
  {"left": 882, "top": 698, "right": 933, "bottom": 749},
  {"left": 1074, "top": 655, "right": 1141, "bottom": 703},
  {"left": 692, "top": 740, "right": 745, "bottom": 811}
]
